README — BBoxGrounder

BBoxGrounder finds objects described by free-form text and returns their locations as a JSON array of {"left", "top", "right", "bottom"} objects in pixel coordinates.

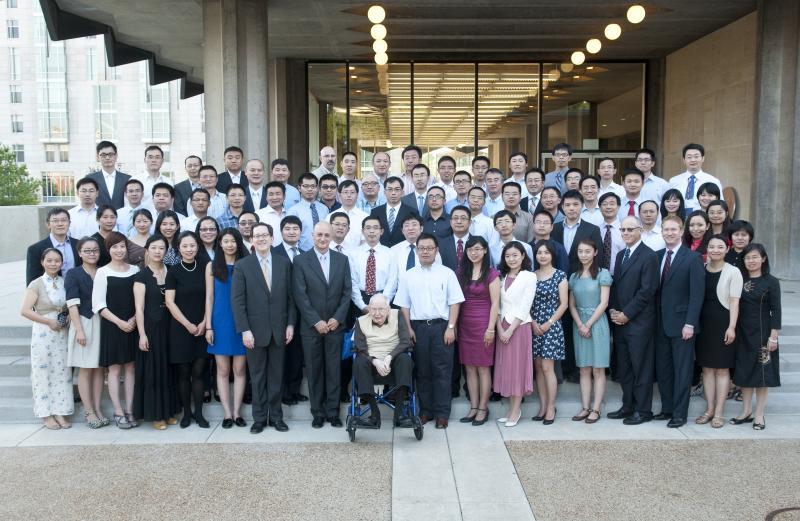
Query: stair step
[{"left": 0, "top": 338, "right": 31, "bottom": 356}]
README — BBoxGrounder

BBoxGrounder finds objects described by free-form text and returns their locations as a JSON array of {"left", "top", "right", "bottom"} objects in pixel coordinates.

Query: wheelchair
[{"left": 345, "top": 352, "right": 423, "bottom": 442}]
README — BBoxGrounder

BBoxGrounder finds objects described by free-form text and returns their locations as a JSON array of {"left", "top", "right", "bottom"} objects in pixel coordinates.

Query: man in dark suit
[
  {"left": 520, "top": 167, "right": 545, "bottom": 215},
  {"left": 654, "top": 215, "right": 705, "bottom": 428},
  {"left": 242, "top": 159, "right": 268, "bottom": 212},
  {"left": 401, "top": 164, "right": 432, "bottom": 217},
  {"left": 86, "top": 140, "right": 131, "bottom": 210},
  {"left": 173, "top": 155, "right": 203, "bottom": 216},
  {"left": 607, "top": 216, "right": 660, "bottom": 425},
  {"left": 26, "top": 208, "right": 81, "bottom": 285},
  {"left": 231, "top": 222, "right": 295, "bottom": 434},
  {"left": 292, "top": 221, "right": 353, "bottom": 428},
  {"left": 372, "top": 176, "right": 418, "bottom": 247},
  {"left": 216, "top": 146, "right": 246, "bottom": 194}
]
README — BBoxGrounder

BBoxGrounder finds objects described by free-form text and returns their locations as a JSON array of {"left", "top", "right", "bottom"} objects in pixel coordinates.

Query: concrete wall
[
  {"left": 0, "top": 205, "right": 65, "bottom": 263},
  {"left": 663, "top": 12, "right": 758, "bottom": 218}
]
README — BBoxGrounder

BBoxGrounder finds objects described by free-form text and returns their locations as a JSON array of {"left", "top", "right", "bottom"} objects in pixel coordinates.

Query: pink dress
[
  {"left": 493, "top": 275, "right": 534, "bottom": 397},
  {"left": 457, "top": 268, "right": 499, "bottom": 366}
]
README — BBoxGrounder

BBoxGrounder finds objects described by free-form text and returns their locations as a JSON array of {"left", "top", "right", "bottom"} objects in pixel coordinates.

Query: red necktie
[
  {"left": 627, "top": 201, "right": 636, "bottom": 216},
  {"left": 250, "top": 245, "right": 256, "bottom": 254},
  {"left": 456, "top": 239, "right": 464, "bottom": 271},
  {"left": 365, "top": 248, "right": 377, "bottom": 295}
]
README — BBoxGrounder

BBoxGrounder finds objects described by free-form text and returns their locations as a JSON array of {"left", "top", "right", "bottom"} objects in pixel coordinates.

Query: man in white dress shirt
[
  {"left": 372, "top": 151, "right": 392, "bottom": 187},
  {"left": 597, "top": 157, "right": 625, "bottom": 200},
  {"left": 270, "top": 159, "right": 301, "bottom": 210},
  {"left": 490, "top": 210, "right": 533, "bottom": 266},
  {"left": 311, "top": 146, "right": 337, "bottom": 180},
  {"left": 385, "top": 214, "right": 442, "bottom": 300},
  {"left": 138, "top": 145, "right": 171, "bottom": 206},
  {"left": 640, "top": 200, "right": 666, "bottom": 251},
  {"left": 350, "top": 215, "right": 395, "bottom": 313},
  {"left": 579, "top": 175, "right": 604, "bottom": 227},
  {"left": 197, "top": 165, "right": 229, "bottom": 220},
  {"left": 668, "top": 143, "right": 723, "bottom": 213},
  {"left": 116, "top": 179, "right": 148, "bottom": 236},
  {"left": 327, "top": 180, "right": 367, "bottom": 250},
  {"left": 635, "top": 148, "right": 669, "bottom": 204},
  {"left": 328, "top": 213, "right": 353, "bottom": 257},
  {"left": 471, "top": 156, "right": 490, "bottom": 190},
  {"left": 598, "top": 192, "right": 624, "bottom": 273},
  {"left": 400, "top": 145, "right": 423, "bottom": 195},
  {"left": 466, "top": 186, "right": 499, "bottom": 247},
  {"left": 339, "top": 151, "right": 359, "bottom": 183},
  {"left": 504, "top": 152, "right": 530, "bottom": 199},
  {"left": 69, "top": 178, "right": 100, "bottom": 239},
  {"left": 618, "top": 168, "right": 647, "bottom": 221},
  {"left": 256, "top": 181, "right": 288, "bottom": 246},
  {"left": 484, "top": 169, "right": 506, "bottom": 217},
  {"left": 435, "top": 156, "right": 458, "bottom": 202},
  {"left": 357, "top": 173, "right": 386, "bottom": 213}
]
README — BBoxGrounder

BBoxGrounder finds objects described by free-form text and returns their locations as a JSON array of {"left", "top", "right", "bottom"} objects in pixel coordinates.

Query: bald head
[
  {"left": 313, "top": 221, "right": 333, "bottom": 252},
  {"left": 620, "top": 216, "right": 643, "bottom": 246},
  {"left": 368, "top": 294, "right": 391, "bottom": 325},
  {"left": 320, "top": 146, "right": 337, "bottom": 171}
]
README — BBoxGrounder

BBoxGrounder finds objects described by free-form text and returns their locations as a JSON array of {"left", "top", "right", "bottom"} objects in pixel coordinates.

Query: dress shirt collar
[
  {"left": 627, "top": 240, "right": 643, "bottom": 255},
  {"left": 665, "top": 242, "right": 681, "bottom": 255},
  {"left": 77, "top": 205, "right": 99, "bottom": 214},
  {"left": 256, "top": 251, "right": 271, "bottom": 264},
  {"left": 49, "top": 233, "right": 68, "bottom": 246},
  {"left": 314, "top": 247, "right": 329, "bottom": 259},
  {"left": 264, "top": 205, "right": 285, "bottom": 216},
  {"left": 453, "top": 233, "right": 469, "bottom": 245},
  {"left": 387, "top": 201, "right": 402, "bottom": 210},
  {"left": 103, "top": 170, "right": 116, "bottom": 180},
  {"left": 603, "top": 219, "right": 620, "bottom": 229},
  {"left": 564, "top": 218, "right": 581, "bottom": 229}
]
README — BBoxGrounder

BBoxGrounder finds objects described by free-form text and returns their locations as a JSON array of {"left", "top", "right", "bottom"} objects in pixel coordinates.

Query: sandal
[
  {"left": 84, "top": 411, "right": 103, "bottom": 430},
  {"left": 695, "top": 412, "right": 714, "bottom": 425},
  {"left": 734, "top": 390, "right": 743, "bottom": 402},
  {"left": 711, "top": 416, "right": 725, "bottom": 429},
  {"left": 97, "top": 414, "right": 111, "bottom": 427},
  {"left": 460, "top": 407, "right": 479, "bottom": 423},
  {"left": 54, "top": 415, "right": 72, "bottom": 429},
  {"left": 114, "top": 414, "right": 132, "bottom": 429},
  {"left": 43, "top": 417, "right": 61, "bottom": 430},
  {"left": 753, "top": 418, "right": 765, "bottom": 430},
  {"left": 153, "top": 420, "right": 167, "bottom": 430},
  {"left": 585, "top": 409, "right": 600, "bottom": 424},
  {"left": 572, "top": 408, "right": 591, "bottom": 421},
  {"left": 125, "top": 412, "right": 140, "bottom": 428}
]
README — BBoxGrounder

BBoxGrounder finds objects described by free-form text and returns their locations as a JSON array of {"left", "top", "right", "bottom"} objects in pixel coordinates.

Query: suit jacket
[
  {"left": 173, "top": 179, "right": 196, "bottom": 216},
  {"left": 292, "top": 249, "right": 352, "bottom": 334},
  {"left": 272, "top": 243, "right": 304, "bottom": 262},
  {"left": 520, "top": 196, "right": 543, "bottom": 215},
  {"left": 86, "top": 171, "right": 131, "bottom": 209},
  {"left": 243, "top": 187, "right": 269, "bottom": 213},
  {"left": 551, "top": 220, "right": 603, "bottom": 275},
  {"left": 371, "top": 203, "right": 418, "bottom": 248},
  {"left": 231, "top": 253, "right": 296, "bottom": 347},
  {"left": 610, "top": 243, "right": 659, "bottom": 334},
  {"left": 401, "top": 192, "right": 430, "bottom": 218},
  {"left": 438, "top": 233, "right": 469, "bottom": 273},
  {"left": 26, "top": 236, "right": 81, "bottom": 286},
  {"left": 216, "top": 171, "right": 247, "bottom": 194},
  {"left": 657, "top": 246, "right": 705, "bottom": 337}
]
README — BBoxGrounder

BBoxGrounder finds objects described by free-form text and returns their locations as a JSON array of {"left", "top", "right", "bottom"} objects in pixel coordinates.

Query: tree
[{"left": 0, "top": 145, "right": 39, "bottom": 206}]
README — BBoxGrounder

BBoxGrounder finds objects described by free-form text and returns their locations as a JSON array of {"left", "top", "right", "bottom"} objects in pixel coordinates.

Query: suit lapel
[
  {"left": 665, "top": 247, "right": 687, "bottom": 284},
  {"left": 619, "top": 245, "right": 642, "bottom": 277},
  {"left": 307, "top": 251, "right": 329, "bottom": 286},
  {"left": 111, "top": 175, "right": 125, "bottom": 206},
  {"left": 247, "top": 255, "right": 270, "bottom": 295}
]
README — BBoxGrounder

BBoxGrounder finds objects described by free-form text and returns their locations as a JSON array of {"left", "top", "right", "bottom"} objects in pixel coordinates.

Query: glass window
[
  {"left": 9, "top": 84, "right": 21, "bottom": 103},
  {"left": 94, "top": 85, "right": 116, "bottom": 140},
  {"left": 7, "top": 19, "right": 19, "bottom": 39},
  {"left": 41, "top": 172, "right": 75, "bottom": 203},
  {"left": 307, "top": 63, "right": 347, "bottom": 171},
  {"left": 59, "top": 144, "right": 69, "bottom": 162},
  {"left": 9, "top": 48, "right": 20, "bottom": 80},
  {"left": 11, "top": 144, "right": 24, "bottom": 163},
  {"left": 8, "top": 0, "right": 19, "bottom": 8},
  {"left": 45, "top": 145, "right": 56, "bottom": 162},
  {"left": 139, "top": 63, "right": 171, "bottom": 142},
  {"left": 349, "top": 63, "right": 410, "bottom": 178},
  {"left": 86, "top": 47, "right": 97, "bottom": 80},
  {"left": 477, "top": 63, "right": 540, "bottom": 173},
  {"left": 11, "top": 114, "right": 22, "bottom": 132}
]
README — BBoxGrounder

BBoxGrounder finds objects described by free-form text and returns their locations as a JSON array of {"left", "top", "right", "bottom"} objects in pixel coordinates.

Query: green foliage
[{"left": 0, "top": 145, "right": 39, "bottom": 206}]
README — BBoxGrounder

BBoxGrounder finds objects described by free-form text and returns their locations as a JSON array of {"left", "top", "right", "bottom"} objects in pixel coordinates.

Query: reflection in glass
[{"left": 308, "top": 63, "right": 347, "bottom": 172}]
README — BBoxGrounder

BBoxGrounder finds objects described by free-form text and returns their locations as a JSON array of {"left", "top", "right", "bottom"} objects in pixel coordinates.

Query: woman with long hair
[
  {"left": 128, "top": 209, "right": 153, "bottom": 246},
  {"left": 456, "top": 236, "right": 500, "bottom": 426},
  {"left": 659, "top": 189, "right": 686, "bottom": 222},
  {"left": 155, "top": 210, "right": 182, "bottom": 266},
  {"left": 196, "top": 216, "right": 220, "bottom": 264},
  {"left": 683, "top": 210, "right": 712, "bottom": 262},
  {"left": 568, "top": 239, "right": 612, "bottom": 424}
]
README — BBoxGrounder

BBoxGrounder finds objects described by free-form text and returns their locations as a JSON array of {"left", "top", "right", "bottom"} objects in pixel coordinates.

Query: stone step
[
  {"left": 0, "top": 338, "right": 32, "bottom": 356},
  {"left": 0, "top": 326, "right": 31, "bottom": 339}
]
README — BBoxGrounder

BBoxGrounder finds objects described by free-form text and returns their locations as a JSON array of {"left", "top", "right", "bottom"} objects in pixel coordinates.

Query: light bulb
[
  {"left": 604, "top": 23, "right": 622, "bottom": 40},
  {"left": 372, "top": 39, "right": 388, "bottom": 54},
  {"left": 586, "top": 38, "right": 602, "bottom": 54},
  {"left": 374, "top": 52, "right": 388, "bottom": 65},
  {"left": 367, "top": 5, "right": 386, "bottom": 24},
  {"left": 370, "top": 24, "right": 387, "bottom": 40},
  {"left": 627, "top": 5, "right": 645, "bottom": 24},
  {"left": 571, "top": 51, "right": 586, "bottom": 66},
  {"left": 560, "top": 63, "right": 574, "bottom": 73}
]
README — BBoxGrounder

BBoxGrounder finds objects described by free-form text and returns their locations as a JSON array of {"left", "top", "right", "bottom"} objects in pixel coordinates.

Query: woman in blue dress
[
  {"left": 204, "top": 227, "right": 250, "bottom": 429},
  {"left": 568, "top": 239, "right": 612, "bottom": 424},
  {"left": 531, "top": 240, "right": 568, "bottom": 425}
]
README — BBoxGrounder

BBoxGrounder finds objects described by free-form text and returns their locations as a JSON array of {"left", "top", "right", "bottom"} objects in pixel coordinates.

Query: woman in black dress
[
  {"left": 92, "top": 205, "right": 118, "bottom": 267},
  {"left": 731, "top": 244, "right": 781, "bottom": 431},
  {"left": 133, "top": 235, "right": 180, "bottom": 429},
  {"left": 91, "top": 232, "right": 140, "bottom": 429},
  {"left": 165, "top": 231, "right": 209, "bottom": 428},
  {"left": 156, "top": 210, "right": 182, "bottom": 267},
  {"left": 695, "top": 235, "right": 742, "bottom": 428}
]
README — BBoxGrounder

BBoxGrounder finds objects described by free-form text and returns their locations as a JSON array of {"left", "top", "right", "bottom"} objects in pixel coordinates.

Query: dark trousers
[
  {"left": 451, "top": 342, "right": 463, "bottom": 395},
  {"left": 411, "top": 320, "right": 452, "bottom": 418},
  {"left": 655, "top": 331, "right": 695, "bottom": 419},
  {"left": 301, "top": 331, "right": 343, "bottom": 419},
  {"left": 353, "top": 353, "right": 413, "bottom": 395},
  {"left": 614, "top": 326, "right": 655, "bottom": 415},
  {"left": 282, "top": 328, "right": 303, "bottom": 398},
  {"left": 246, "top": 338, "right": 284, "bottom": 422},
  {"left": 561, "top": 314, "right": 577, "bottom": 376}
]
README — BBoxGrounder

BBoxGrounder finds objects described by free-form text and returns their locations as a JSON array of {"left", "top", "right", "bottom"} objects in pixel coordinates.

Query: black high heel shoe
[
  {"left": 194, "top": 414, "right": 210, "bottom": 428},
  {"left": 729, "top": 414, "right": 753, "bottom": 425},
  {"left": 180, "top": 412, "right": 192, "bottom": 428},
  {"left": 472, "top": 409, "right": 489, "bottom": 426},
  {"left": 460, "top": 408, "right": 478, "bottom": 423},
  {"left": 542, "top": 408, "right": 557, "bottom": 425}
]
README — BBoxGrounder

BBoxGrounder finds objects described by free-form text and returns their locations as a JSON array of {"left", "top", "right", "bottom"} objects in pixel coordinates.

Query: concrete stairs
[{"left": 2, "top": 325, "right": 800, "bottom": 423}]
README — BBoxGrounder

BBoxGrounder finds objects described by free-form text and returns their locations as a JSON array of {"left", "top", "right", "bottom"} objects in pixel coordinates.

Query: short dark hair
[
  {"left": 362, "top": 215, "right": 382, "bottom": 229},
  {"left": 184, "top": 155, "right": 202, "bottom": 165},
  {"left": 493, "top": 209, "right": 516, "bottom": 225},
  {"left": 502, "top": 182, "right": 522, "bottom": 195},
  {"left": 125, "top": 178, "right": 144, "bottom": 192},
  {"left": 338, "top": 180, "right": 359, "bottom": 193},
  {"left": 416, "top": 232, "right": 438, "bottom": 248},
  {"left": 561, "top": 189, "right": 584, "bottom": 204},
  {"left": 46, "top": 207, "right": 69, "bottom": 222},
  {"left": 190, "top": 187, "right": 211, "bottom": 202},
  {"left": 541, "top": 186, "right": 562, "bottom": 198},
  {"left": 299, "top": 172, "right": 319, "bottom": 186},
  {"left": 280, "top": 215, "right": 303, "bottom": 231},
  {"left": 552, "top": 143, "right": 573, "bottom": 156},
  {"left": 319, "top": 173, "right": 339, "bottom": 188},
  {"left": 682, "top": 143, "right": 705, "bottom": 157},
  {"left": 453, "top": 170, "right": 472, "bottom": 182},
  {"left": 622, "top": 168, "right": 644, "bottom": 181},
  {"left": 401, "top": 213, "right": 423, "bottom": 228},
  {"left": 271, "top": 158, "right": 289, "bottom": 169},
  {"left": 639, "top": 200, "right": 659, "bottom": 212},
  {"left": 385, "top": 176, "right": 404, "bottom": 190},
  {"left": 485, "top": 168, "right": 504, "bottom": 179},
  {"left": 238, "top": 211, "right": 259, "bottom": 223},
  {"left": 525, "top": 167, "right": 545, "bottom": 182},
  {"left": 727, "top": 220, "right": 755, "bottom": 242},
  {"left": 635, "top": 148, "right": 656, "bottom": 162},
  {"left": 533, "top": 210, "right": 554, "bottom": 224},
  {"left": 509, "top": 151, "right": 528, "bottom": 163},
  {"left": 76, "top": 177, "right": 99, "bottom": 191},
  {"left": 252, "top": 222, "right": 274, "bottom": 236},
  {"left": 498, "top": 241, "right": 531, "bottom": 276},
  {"left": 95, "top": 204, "right": 117, "bottom": 220},
  {"left": 412, "top": 164, "right": 431, "bottom": 177},
  {"left": 96, "top": 141, "right": 117, "bottom": 154},
  {"left": 342, "top": 151, "right": 357, "bottom": 161},
  {"left": 467, "top": 186, "right": 486, "bottom": 198},
  {"left": 472, "top": 155, "right": 490, "bottom": 167},
  {"left": 226, "top": 183, "right": 247, "bottom": 196},
  {"left": 224, "top": 146, "right": 244, "bottom": 156},
  {"left": 144, "top": 145, "right": 164, "bottom": 157},
  {"left": 438, "top": 155, "right": 456, "bottom": 167},
  {"left": 579, "top": 175, "right": 599, "bottom": 190},
  {"left": 427, "top": 185, "right": 445, "bottom": 198},
  {"left": 199, "top": 165, "right": 218, "bottom": 177},
  {"left": 152, "top": 182, "right": 174, "bottom": 197},
  {"left": 329, "top": 212, "right": 351, "bottom": 226},
  {"left": 450, "top": 205, "right": 471, "bottom": 220},
  {"left": 598, "top": 192, "right": 620, "bottom": 206},
  {"left": 697, "top": 182, "right": 721, "bottom": 200},
  {"left": 265, "top": 180, "right": 286, "bottom": 194},
  {"left": 402, "top": 144, "right": 422, "bottom": 159},
  {"left": 104, "top": 231, "right": 127, "bottom": 252}
]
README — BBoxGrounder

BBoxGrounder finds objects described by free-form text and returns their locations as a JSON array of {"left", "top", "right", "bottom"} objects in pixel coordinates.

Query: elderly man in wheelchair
[{"left": 350, "top": 294, "right": 416, "bottom": 430}]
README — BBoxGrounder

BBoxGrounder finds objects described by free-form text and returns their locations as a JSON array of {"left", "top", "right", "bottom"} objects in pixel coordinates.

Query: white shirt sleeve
[
  {"left": 394, "top": 271, "right": 411, "bottom": 309},
  {"left": 445, "top": 269, "right": 465, "bottom": 306},
  {"left": 91, "top": 267, "right": 109, "bottom": 314}
]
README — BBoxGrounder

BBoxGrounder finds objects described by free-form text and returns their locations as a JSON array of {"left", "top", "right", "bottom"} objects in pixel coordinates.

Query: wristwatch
[{"left": 447, "top": 323, "right": 455, "bottom": 329}]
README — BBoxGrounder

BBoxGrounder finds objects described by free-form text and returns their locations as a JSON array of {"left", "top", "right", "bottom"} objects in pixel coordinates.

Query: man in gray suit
[
  {"left": 231, "top": 222, "right": 295, "bottom": 434},
  {"left": 293, "top": 222, "right": 353, "bottom": 428},
  {"left": 86, "top": 140, "right": 131, "bottom": 209}
]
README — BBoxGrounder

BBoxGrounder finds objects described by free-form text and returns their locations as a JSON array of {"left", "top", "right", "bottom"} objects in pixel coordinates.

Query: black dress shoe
[
  {"left": 357, "top": 416, "right": 381, "bottom": 429},
  {"left": 294, "top": 393, "right": 309, "bottom": 402},
  {"left": 623, "top": 413, "right": 651, "bottom": 425},
  {"left": 312, "top": 417, "right": 325, "bottom": 428},
  {"left": 667, "top": 418, "right": 687, "bottom": 428},
  {"left": 194, "top": 415, "right": 210, "bottom": 428},
  {"left": 250, "top": 421, "right": 265, "bottom": 434},
  {"left": 222, "top": 418, "right": 234, "bottom": 429},
  {"left": 269, "top": 419, "right": 289, "bottom": 432},
  {"left": 531, "top": 414, "right": 545, "bottom": 421},
  {"left": 180, "top": 414, "right": 192, "bottom": 428},
  {"left": 607, "top": 408, "right": 634, "bottom": 420},
  {"left": 282, "top": 397, "right": 298, "bottom": 406},
  {"left": 234, "top": 417, "right": 247, "bottom": 427},
  {"left": 653, "top": 412, "right": 672, "bottom": 421},
  {"left": 394, "top": 415, "right": 413, "bottom": 428},
  {"left": 328, "top": 416, "right": 343, "bottom": 428}
]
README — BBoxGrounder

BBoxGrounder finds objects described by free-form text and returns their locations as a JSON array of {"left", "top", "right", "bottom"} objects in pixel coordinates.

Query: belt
[{"left": 411, "top": 318, "right": 446, "bottom": 325}]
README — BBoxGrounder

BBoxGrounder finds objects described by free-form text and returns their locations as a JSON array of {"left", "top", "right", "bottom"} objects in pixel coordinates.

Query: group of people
[{"left": 21, "top": 140, "right": 782, "bottom": 434}]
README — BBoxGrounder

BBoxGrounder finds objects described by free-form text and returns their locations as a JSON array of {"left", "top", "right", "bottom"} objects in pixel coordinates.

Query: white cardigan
[
  {"left": 714, "top": 261, "right": 743, "bottom": 310},
  {"left": 499, "top": 270, "right": 537, "bottom": 324}
]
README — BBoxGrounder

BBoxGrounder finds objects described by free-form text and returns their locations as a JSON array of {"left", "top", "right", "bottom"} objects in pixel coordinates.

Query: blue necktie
[
  {"left": 685, "top": 174, "right": 696, "bottom": 201},
  {"left": 621, "top": 248, "right": 631, "bottom": 267},
  {"left": 417, "top": 195, "right": 425, "bottom": 215},
  {"left": 406, "top": 244, "right": 416, "bottom": 270},
  {"left": 388, "top": 206, "right": 396, "bottom": 231},
  {"left": 310, "top": 202, "right": 320, "bottom": 225}
]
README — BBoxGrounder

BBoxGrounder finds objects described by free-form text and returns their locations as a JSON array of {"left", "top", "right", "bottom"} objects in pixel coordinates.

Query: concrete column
[
  {"left": 752, "top": 0, "right": 800, "bottom": 279},
  {"left": 203, "top": 0, "right": 269, "bottom": 169}
]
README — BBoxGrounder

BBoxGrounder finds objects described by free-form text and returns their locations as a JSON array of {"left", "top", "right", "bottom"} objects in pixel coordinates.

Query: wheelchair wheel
[
  {"left": 346, "top": 416, "right": 356, "bottom": 443},
  {"left": 412, "top": 416, "right": 423, "bottom": 441}
]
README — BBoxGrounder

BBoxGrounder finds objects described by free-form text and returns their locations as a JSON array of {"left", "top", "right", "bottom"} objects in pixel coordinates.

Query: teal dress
[{"left": 568, "top": 269, "right": 612, "bottom": 368}]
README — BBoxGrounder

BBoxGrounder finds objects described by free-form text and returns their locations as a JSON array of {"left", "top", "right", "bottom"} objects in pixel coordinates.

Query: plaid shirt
[{"left": 216, "top": 207, "right": 241, "bottom": 229}]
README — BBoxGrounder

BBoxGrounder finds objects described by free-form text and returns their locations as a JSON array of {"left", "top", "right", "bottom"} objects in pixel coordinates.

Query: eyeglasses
[
  {"left": 252, "top": 233, "right": 271, "bottom": 240},
  {"left": 98, "top": 153, "right": 116, "bottom": 159},
  {"left": 78, "top": 189, "right": 97, "bottom": 194},
  {"left": 81, "top": 249, "right": 100, "bottom": 254},
  {"left": 417, "top": 246, "right": 437, "bottom": 252},
  {"left": 362, "top": 181, "right": 379, "bottom": 187},
  {"left": 238, "top": 220, "right": 257, "bottom": 226},
  {"left": 199, "top": 227, "right": 217, "bottom": 233},
  {"left": 321, "top": 184, "right": 338, "bottom": 190},
  {"left": 427, "top": 194, "right": 444, "bottom": 200},
  {"left": 619, "top": 227, "right": 642, "bottom": 233},
  {"left": 554, "top": 153, "right": 570, "bottom": 158}
]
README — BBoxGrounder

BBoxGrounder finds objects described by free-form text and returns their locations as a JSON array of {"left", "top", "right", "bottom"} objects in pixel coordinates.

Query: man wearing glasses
[
  {"left": 544, "top": 143, "right": 574, "bottom": 193},
  {"left": 318, "top": 174, "right": 341, "bottom": 213},
  {"left": 421, "top": 186, "right": 452, "bottom": 239},
  {"left": 26, "top": 208, "right": 81, "bottom": 285},
  {"left": 635, "top": 148, "right": 669, "bottom": 205},
  {"left": 445, "top": 171, "right": 473, "bottom": 213},
  {"left": 286, "top": 173, "right": 330, "bottom": 251},
  {"left": 357, "top": 173, "right": 386, "bottom": 213},
  {"left": 86, "top": 141, "right": 131, "bottom": 210}
]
